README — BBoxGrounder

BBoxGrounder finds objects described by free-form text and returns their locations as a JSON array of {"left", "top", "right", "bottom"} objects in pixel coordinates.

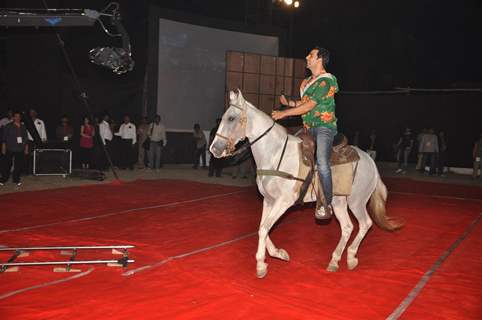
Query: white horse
[{"left": 210, "top": 90, "right": 402, "bottom": 278}]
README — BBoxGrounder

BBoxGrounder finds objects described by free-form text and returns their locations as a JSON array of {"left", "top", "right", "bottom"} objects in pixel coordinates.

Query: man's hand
[
  {"left": 279, "top": 95, "right": 289, "bottom": 106},
  {"left": 272, "top": 110, "right": 287, "bottom": 121}
]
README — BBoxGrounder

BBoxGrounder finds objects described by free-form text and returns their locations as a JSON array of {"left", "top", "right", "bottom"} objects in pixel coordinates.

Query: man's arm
[
  {"left": 1, "top": 142, "right": 6, "bottom": 155},
  {"left": 272, "top": 99, "right": 316, "bottom": 120}
]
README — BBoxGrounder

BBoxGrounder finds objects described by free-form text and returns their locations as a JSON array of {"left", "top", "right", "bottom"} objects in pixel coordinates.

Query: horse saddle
[
  {"left": 296, "top": 131, "right": 360, "bottom": 167},
  {"left": 295, "top": 131, "right": 360, "bottom": 206}
]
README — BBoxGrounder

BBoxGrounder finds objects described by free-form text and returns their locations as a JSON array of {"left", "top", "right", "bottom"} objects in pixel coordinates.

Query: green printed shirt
[{"left": 300, "top": 73, "right": 339, "bottom": 131}]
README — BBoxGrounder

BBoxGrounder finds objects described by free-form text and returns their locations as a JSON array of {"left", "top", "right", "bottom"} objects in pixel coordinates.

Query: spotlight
[
  {"left": 284, "top": 0, "right": 293, "bottom": 5},
  {"left": 294, "top": 1, "right": 300, "bottom": 8}
]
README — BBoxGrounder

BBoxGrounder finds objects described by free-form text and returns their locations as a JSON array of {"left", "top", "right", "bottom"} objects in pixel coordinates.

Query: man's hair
[{"left": 313, "top": 46, "right": 330, "bottom": 68}]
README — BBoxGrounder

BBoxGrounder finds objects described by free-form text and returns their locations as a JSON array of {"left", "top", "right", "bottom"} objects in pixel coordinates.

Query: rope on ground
[{"left": 0, "top": 267, "right": 95, "bottom": 301}]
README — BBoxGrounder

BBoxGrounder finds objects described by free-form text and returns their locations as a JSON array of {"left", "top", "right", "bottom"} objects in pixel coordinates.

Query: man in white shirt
[
  {"left": 147, "top": 115, "right": 167, "bottom": 170},
  {"left": 27, "top": 109, "right": 48, "bottom": 143},
  {"left": 98, "top": 113, "right": 113, "bottom": 170},
  {"left": 0, "top": 110, "right": 13, "bottom": 128},
  {"left": 115, "top": 115, "right": 136, "bottom": 170}
]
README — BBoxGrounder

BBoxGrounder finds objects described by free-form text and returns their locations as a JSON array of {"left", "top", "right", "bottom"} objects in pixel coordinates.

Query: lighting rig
[{"left": 0, "top": 2, "right": 134, "bottom": 75}]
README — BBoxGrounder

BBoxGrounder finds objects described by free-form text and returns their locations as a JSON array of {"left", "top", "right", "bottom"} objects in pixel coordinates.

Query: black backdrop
[{"left": 1, "top": 1, "right": 481, "bottom": 167}]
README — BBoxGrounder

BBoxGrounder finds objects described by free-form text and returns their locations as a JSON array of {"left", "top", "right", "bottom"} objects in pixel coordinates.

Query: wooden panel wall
[{"left": 226, "top": 51, "right": 305, "bottom": 115}]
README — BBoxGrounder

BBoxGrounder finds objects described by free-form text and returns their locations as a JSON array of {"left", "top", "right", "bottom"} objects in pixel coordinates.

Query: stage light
[
  {"left": 284, "top": 0, "right": 293, "bottom": 5},
  {"left": 294, "top": 1, "right": 300, "bottom": 8}
]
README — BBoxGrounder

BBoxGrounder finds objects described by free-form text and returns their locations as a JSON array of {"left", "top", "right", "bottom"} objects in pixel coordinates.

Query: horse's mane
[{"left": 244, "top": 100, "right": 287, "bottom": 135}]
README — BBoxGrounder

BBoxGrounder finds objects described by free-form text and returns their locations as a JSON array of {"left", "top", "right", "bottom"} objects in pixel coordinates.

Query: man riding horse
[{"left": 272, "top": 46, "right": 338, "bottom": 218}]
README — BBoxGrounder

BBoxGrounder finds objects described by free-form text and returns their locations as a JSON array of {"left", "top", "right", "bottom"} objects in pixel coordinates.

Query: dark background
[{"left": 1, "top": 0, "right": 481, "bottom": 166}]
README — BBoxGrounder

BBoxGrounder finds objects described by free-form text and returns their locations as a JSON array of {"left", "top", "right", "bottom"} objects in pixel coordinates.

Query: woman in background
[{"left": 79, "top": 116, "right": 95, "bottom": 169}]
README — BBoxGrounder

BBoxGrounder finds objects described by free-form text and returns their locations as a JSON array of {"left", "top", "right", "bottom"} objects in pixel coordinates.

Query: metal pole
[
  {"left": 0, "top": 245, "right": 134, "bottom": 251},
  {"left": 1, "top": 259, "right": 135, "bottom": 267}
]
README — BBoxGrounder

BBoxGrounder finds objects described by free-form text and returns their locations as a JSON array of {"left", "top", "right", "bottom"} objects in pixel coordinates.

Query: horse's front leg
[
  {"left": 266, "top": 236, "right": 290, "bottom": 261},
  {"left": 255, "top": 199, "right": 291, "bottom": 278}
]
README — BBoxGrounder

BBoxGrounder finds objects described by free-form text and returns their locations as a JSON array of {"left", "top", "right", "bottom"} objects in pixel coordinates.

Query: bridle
[{"left": 215, "top": 102, "right": 275, "bottom": 156}]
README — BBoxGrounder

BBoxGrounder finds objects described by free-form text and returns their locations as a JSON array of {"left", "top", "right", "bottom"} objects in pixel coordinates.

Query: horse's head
[{"left": 209, "top": 90, "right": 248, "bottom": 158}]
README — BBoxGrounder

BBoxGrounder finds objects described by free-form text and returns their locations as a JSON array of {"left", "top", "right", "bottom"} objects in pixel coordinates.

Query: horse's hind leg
[
  {"left": 327, "top": 196, "right": 353, "bottom": 272},
  {"left": 256, "top": 199, "right": 291, "bottom": 278},
  {"left": 266, "top": 236, "right": 290, "bottom": 261},
  {"left": 346, "top": 200, "right": 373, "bottom": 270}
]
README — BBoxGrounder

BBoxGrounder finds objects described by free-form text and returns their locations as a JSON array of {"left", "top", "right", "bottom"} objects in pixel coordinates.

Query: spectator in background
[
  {"left": 98, "top": 113, "right": 113, "bottom": 170},
  {"left": 352, "top": 130, "right": 360, "bottom": 147},
  {"left": 137, "top": 116, "right": 150, "bottom": 169},
  {"left": 115, "top": 115, "right": 137, "bottom": 170},
  {"left": 193, "top": 123, "right": 207, "bottom": 169},
  {"left": 148, "top": 115, "right": 167, "bottom": 170},
  {"left": 79, "top": 116, "right": 95, "bottom": 169},
  {"left": 419, "top": 128, "right": 438, "bottom": 175},
  {"left": 0, "top": 110, "right": 13, "bottom": 128},
  {"left": 395, "top": 128, "right": 413, "bottom": 173},
  {"left": 56, "top": 115, "right": 73, "bottom": 145},
  {"left": 1, "top": 111, "right": 29, "bottom": 187},
  {"left": 208, "top": 118, "right": 223, "bottom": 178},
  {"left": 416, "top": 128, "right": 427, "bottom": 170},
  {"left": 472, "top": 133, "right": 482, "bottom": 179},
  {"left": 437, "top": 130, "right": 448, "bottom": 176},
  {"left": 366, "top": 130, "right": 377, "bottom": 160},
  {"left": 27, "top": 109, "right": 47, "bottom": 143}
]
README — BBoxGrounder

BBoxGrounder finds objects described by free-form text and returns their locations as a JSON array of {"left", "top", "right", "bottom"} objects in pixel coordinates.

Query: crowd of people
[
  {"left": 351, "top": 127, "right": 481, "bottom": 179},
  {"left": 1, "top": 108, "right": 480, "bottom": 187},
  {"left": 0, "top": 109, "right": 228, "bottom": 186}
]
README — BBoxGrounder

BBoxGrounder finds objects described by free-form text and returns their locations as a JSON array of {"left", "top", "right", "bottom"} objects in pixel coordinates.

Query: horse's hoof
[
  {"left": 326, "top": 263, "right": 339, "bottom": 272},
  {"left": 256, "top": 268, "right": 268, "bottom": 279},
  {"left": 347, "top": 258, "right": 359, "bottom": 270},
  {"left": 277, "top": 249, "right": 290, "bottom": 262}
]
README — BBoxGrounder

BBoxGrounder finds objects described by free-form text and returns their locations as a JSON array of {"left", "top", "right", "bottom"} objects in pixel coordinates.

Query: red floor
[{"left": 0, "top": 178, "right": 481, "bottom": 319}]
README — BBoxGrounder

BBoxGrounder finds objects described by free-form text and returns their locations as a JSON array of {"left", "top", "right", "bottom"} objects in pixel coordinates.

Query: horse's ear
[
  {"left": 229, "top": 90, "right": 237, "bottom": 102},
  {"left": 237, "top": 89, "right": 245, "bottom": 105}
]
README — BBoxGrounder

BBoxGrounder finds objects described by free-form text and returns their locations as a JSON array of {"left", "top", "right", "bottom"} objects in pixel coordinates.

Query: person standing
[
  {"left": 395, "top": 128, "right": 413, "bottom": 173},
  {"left": 419, "top": 128, "right": 439, "bottom": 175},
  {"left": 27, "top": 109, "right": 47, "bottom": 143},
  {"left": 272, "top": 46, "right": 338, "bottom": 219},
  {"left": 98, "top": 113, "right": 113, "bottom": 170},
  {"left": 147, "top": 115, "right": 167, "bottom": 170},
  {"left": 438, "top": 131, "right": 448, "bottom": 176},
  {"left": 116, "top": 115, "right": 137, "bottom": 170},
  {"left": 208, "top": 118, "right": 223, "bottom": 177},
  {"left": 472, "top": 133, "right": 482, "bottom": 179},
  {"left": 79, "top": 116, "right": 95, "bottom": 169},
  {"left": 137, "top": 117, "right": 150, "bottom": 169},
  {"left": 192, "top": 123, "right": 207, "bottom": 169},
  {"left": 56, "top": 115, "right": 73, "bottom": 147},
  {"left": 0, "top": 111, "right": 28, "bottom": 187},
  {"left": 366, "top": 130, "right": 377, "bottom": 160},
  {"left": 0, "top": 110, "right": 13, "bottom": 128}
]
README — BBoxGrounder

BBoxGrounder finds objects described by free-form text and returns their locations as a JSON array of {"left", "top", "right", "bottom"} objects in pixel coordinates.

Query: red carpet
[{"left": 0, "top": 178, "right": 481, "bottom": 319}]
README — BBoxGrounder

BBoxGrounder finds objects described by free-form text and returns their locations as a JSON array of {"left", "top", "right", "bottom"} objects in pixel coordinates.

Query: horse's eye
[{"left": 228, "top": 116, "right": 235, "bottom": 122}]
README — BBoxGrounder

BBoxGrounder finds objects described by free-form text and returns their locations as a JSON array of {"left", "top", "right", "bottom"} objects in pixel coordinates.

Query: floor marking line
[
  {"left": 391, "top": 191, "right": 482, "bottom": 202},
  {"left": 0, "top": 267, "right": 94, "bottom": 300},
  {"left": 386, "top": 212, "right": 482, "bottom": 320},
  {"left": 0, "top": 190, "right": 247, "bottom": 234},
  {"left": 122, "top": 215, "right": 305, "bottom": 277},
  {"left": 122, "top": 232, "right": 257, "bottom": 276}
]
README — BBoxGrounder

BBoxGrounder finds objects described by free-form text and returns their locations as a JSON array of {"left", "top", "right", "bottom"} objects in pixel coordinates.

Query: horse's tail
[{"left": 368, "top": 176, "right": 404, "bottom": 232}]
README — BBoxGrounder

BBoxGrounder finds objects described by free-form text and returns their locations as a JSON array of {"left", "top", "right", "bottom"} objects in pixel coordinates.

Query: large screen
[{"left": 157, "top": 18, "right": 278, "bottom": 131}]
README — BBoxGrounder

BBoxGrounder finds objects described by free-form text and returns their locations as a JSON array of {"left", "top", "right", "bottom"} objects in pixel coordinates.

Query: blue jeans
[
  {"left": 309, "top": 127, "right": 336, "bottom": 206},
  {"left": 148, "top": 141, "right": 163, "bottom": 169}
]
